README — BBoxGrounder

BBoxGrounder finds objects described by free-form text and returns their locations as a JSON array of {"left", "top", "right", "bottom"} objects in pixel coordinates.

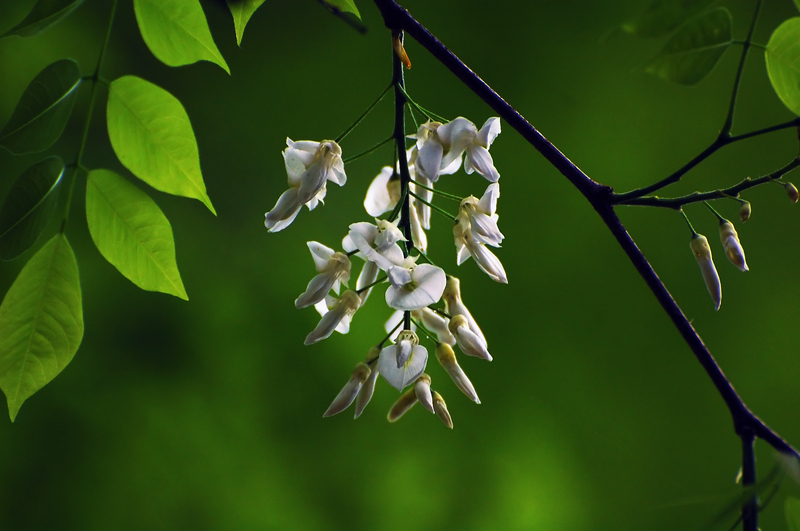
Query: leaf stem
[
  {"left": 410, "top": 179, "right": 463, "bottom": 201},
  {"left": 721, "top": 0, "right": 762, "bottom": 137},
  {"left": 62, "top": 0, "right": 117, "bottom": 233},
  {"left": 335, "top": 81, "right": 393, "bottom": 144},
  {"left": 409, "top": 190, "right": 457, "bottom": 221},
  {"left": 356, "top": 275, "right": 387, "bottom": 294},
  {"left": 342, "top": 135, "right": 394, "bottom": 163}
]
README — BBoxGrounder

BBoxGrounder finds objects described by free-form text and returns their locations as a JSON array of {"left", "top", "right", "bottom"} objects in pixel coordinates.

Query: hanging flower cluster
[{"left": 263, "top": 89, "right": 506, "bottom": 427}]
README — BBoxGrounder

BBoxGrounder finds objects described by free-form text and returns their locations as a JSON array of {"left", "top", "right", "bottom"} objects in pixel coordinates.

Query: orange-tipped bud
[{"left": 392, "top": 34, "right": 412, "bottom": 69}]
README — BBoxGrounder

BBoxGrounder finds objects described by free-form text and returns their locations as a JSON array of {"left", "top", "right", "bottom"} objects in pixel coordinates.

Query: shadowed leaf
[
  {"left": 322, "top": 0, "right": 361, "bottom": 19},
  {"left": 621, "top": 0, "right": 717, "bottom": 38},
  {"left": 134, "top": 0, "right": 229, "bottom": 73},
  {"left": 86, "top": 169, "right": 188, "bottom": 300},
  {"left": 0, "top": 157, "right": 64, "bottom": 261},
  {"left": 0, "top": 234, "right": 82, "bottom": 421},
  {"left": 1, "top": 0, "right": 84, "bottom": 39},
  {"left": 227, "top": 0, "right": 266, "bottom": 46},
  {"left": 766, "top": 18, "right": 800, "bottom": 117},
  {"left": 0, "top": 59, "right": 81, "bottom": 154},
  {"left": 643, "top": 7, "right": 731, "bottom": 85},
  {"left": 107, "top": 75, "right": 216, "bottom": 214}
]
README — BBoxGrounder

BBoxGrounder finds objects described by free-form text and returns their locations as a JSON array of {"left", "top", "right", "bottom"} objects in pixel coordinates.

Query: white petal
[
  {"left": 305, "top": 306, "right": 347, "bottom": 345},
  {"left": 287, "top": 139, "right": 320, "bottom": 155},
  {"left": 443, "top": 278, "right": 487, "bottom": 346},
  {"left": 415, "top": 377, "right": 434, "bottom": 413},
  {"left": 417, "top": 137, "right": 443, "bottom": 182},
  {"left": 375, "top": 219, "right": 406, "bottom": 250},
  {"left": 439, "top": 151, "right": 463, "bottom": 176},
  {"left": 354, "top": 364, "right": 379, "bottom": 418},
  {"left": 419, "top": 308, "right": 456, "bottom": 346},
  {"left": 323, "top": 363, "right": 370, "bottom": 417},
  {"left": 478, "top": 182, "right": 500, "bottom": 216},
  {"left": 470, "top": 212, "right": 504, "bottom": 247},
  {"left": 284, "top": 147, "right": 309, "bottom": 187},
  {"left": 385, "top": 264, "right": 447, "bottom": 311},
  {"left": 295, "top": 272, "right": 337, "bottom": 308},
  {"left": 378, "top": 344, "right": 428, "bottom": 391},
  {"left": 455, "top": 325, "right": 492, "bottom": 361},
  {"left": 265, "top": 187, "right": 302, "bottom": 232},
  {"left": 298, "top": 161, "right": 328, "bottom": 205},
  {"left": 388, "top": 266, "right": 413, "bottom": 288},
  {"left": 435, "top": 343, "right": 479, "bottom": 403},
  {"left": 308, "top": 241, "right": 335, "bottom": 271},
  {"left": 410, "top": 204, "right": 428, "bottom": 253},
  {"left": 356, "top": 260, "right": 379, "bottom": 304},
  {"left": 465, "top": 145, "right": 499, "bottom": 182},
  {"left": 364, "top": 167, "right": 396, "bottom": 217},
  {"left": 476, "top": 117, "right": 501, "bottom": 148},
  {"left": 438, "top": 117, "right": 476, "bottom": 169},
  {"left": 467, "top": 240, "right": 508, "bottom": 283},
  {"left": 397, "top": 339, "right": 413, "bottom": 367},
  {"left": 412, "top": 177, "right": 432, "bottom": 229}
]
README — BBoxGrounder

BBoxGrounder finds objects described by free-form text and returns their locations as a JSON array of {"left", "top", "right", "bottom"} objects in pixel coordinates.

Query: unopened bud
[
  {"left": 354, "top": 353, "right": 380, "bottom": 419},
  {"left": 323, "top": 362, "right": 371, "bottom": 418},
  {"left": 719, "top": 220, "right": 748, "bottom": 272},
  {"left": 690, "top": 234, "right": 721, "bottom": 310},
  {"left": 786, "top": 182, "right": 799, "bottom": 203},
  {"left": 392, "top": 33, "right": 412, "bottom": 69},
  {"left": 739, "top": 201, "right": 751, "bottom": 222},
  {"left": 387, "top": 388, "right": 417, "bottom": 422},
  {"left": 435, "top": 343, "right": 480, "bottom": 403},
  {"left": 432, "top": 391, "right": 453, "bottom": 429},
  {"left": 448, "top": 314, "right": 492, "bottom": 361},
  {"left": 414, "top": 374, "right": 434, "bottom": 413}
]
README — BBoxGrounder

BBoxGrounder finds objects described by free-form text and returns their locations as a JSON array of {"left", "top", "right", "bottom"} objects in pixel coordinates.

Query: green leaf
[
  {"left": 322, "top": 0, "right": 361, "bottom": 19},
  {"left": 621, "top": 0, "right": 718, "bottom": 38},
  {"left": 1, "top": 0, "right": 85, "bottom": 39},
  {"left": 643, "top": 7, "right": 732, "bottom": 85},
  {"left": 795, "top": 0, "right": 800, "bottom": 14},
  {"left": 0, "top": 59, "right": 81, "bottom": 155},
  {"left": 766, "top": 18, "right": 800, "bottom": 117},
  {"left": 0, "top": 234, "right": 82, "bottom": 421},
  {"left": 227, "top": 0, "right": 266, "bottom": 46},
  {"left": 134, "top": 0, "right": 229, "bottom": 74},
  {"left": 107, "top": 75, "right": 216, "bottom": 215},
  {"left": 787, "top": 497, "right": 800, "bottom": 531},
  {"left": 86, "top": 169, "right": 188, "bottom": 300},
  {"left": 0, "top": 157, "right": 64, "bottom": 261}
]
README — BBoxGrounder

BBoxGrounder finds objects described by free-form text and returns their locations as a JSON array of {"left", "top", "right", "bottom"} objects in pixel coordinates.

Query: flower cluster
[{"left": 263, "top": 113, "right": 506, "bottom": 427}]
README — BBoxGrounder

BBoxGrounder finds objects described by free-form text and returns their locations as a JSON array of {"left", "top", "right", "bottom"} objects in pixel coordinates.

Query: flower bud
[
  {"left": 432, "top": 391, "right": 453, "bottom": 429},
  {"left": 690, "top": 234, "right": 721, "bottom": 310},
  {"left": 435, "top": 343, "right": 480, "bottom": 403},
  {"left": 719, "top": 220, "right": 748, "bottom": 272},
  {"left": 387, "top": 388, "right": 417, "bottom": 422},
  {"left": 323, "top": 362, "right": 371, "bottom": 417},
  {"left": 785, "top": 182, "right": 799, "bottom": 203},
  {"left": 354, "top": 349, "right": 381, "bottom": 419},
  {"left": 392, "top": 33, "right": 412, "bottom": 69},
  {"left": 739, "top": 201, "right": 751, "bottom": 223},
  {"left": 449, "top": 315, "right": 492, "bottom": 361},
  {"left": 414, "top": 374, "right": 434, "bottom": 413}
]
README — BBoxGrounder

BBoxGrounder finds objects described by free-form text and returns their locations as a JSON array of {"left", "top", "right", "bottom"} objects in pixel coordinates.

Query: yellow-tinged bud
[
  {"left": 447, "top": 314, "right": 469, "bottom": 336},
  {"left": 392, "top": 33, "right": 412, "bottom": 69},
  {"left": 435, "top": 343, "right": 480, "bottom": 403},
  {"left": 786, "top": 182, "right": 799, "bottom": 203},
  {"left": 414, "top": 373, "right": 434, "bottom": 413},
  {"left": 387, "top": 387, "right": 417, "bottom": 422},
  {"left": 432, "top": 391, "right": 453, "bottom": 429},
  {"left": 739, "top": 201, "right": 751, "bottom": 222},
  {"left": 690, "top": 234, "right": 722, "bottom": 310},
  {"left": 719, "top": 220, "right": 748, "bottom": 272}
]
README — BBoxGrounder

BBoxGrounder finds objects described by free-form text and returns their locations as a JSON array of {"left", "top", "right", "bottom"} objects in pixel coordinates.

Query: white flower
[
  {"left": 355, "top": 260, "right": 379, "bottom": 304},
  {"left": 264, "top": 139, "right": 345, "bottom": 232},
  {"left": 377, "top": 330, "right": 428, "bottom": 391},
  {"left": 719, "top": 220, "right": 748, "bottom": 272},
  {"left": 323, "top": 362, "right": 371, "bottom": 417},
  {"left": 346, "top": 221, "right": 405, "bottom": 271},
  {"left": 305, "top": 290, "right": 361, "bottom": 345},
  {"left": 462, "top": 183, "right": 504, "bottom": 247},
  {"left": 295, "top": 242, "right": 351, "bottom": 308},
  {"left": 690, "top": 233, "right": 721, "bottom": 311},
  {"left": 414, "top": 122, "right": 463, "bottom": 183},
  {"left": 454, "top": 221, "right": 508, "bottom": 283},
  {"left": 442, "top": 275, "right": 488, "bottom": 349},
  {"left": 385, "top": 263, "right": 447, "bottom": 311},
  {"left": 449, "top": 314, "right": 492, "bottom": 361},
  {"left": 414, "top": 373, "right": 434, "bottom": 413},
  {"left": 364, "top": 166, "right": 400, "bottom": 217},
  {"left": 437, "top": 117, "right": 501, "bottom": 182},
  {"left": 415, "top": 307, "right": 456, "bottom": 346},
  {"left": 435, "top": 343, "right": 480, "bottom": 403}
]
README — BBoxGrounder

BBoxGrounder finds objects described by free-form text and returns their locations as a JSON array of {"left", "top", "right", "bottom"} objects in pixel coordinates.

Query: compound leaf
[
  {"left": 643, "top": 7, "right": 732, "bottom": 85},
  {"left": 0, "top": 157, "right": 64, "bottom": 261},
  {"left": 0, "top": 59, "right": 81, "bottom": 154},
  {"left": 107, "top": 75, "right": 216, "bottom": 214},
  {"left": 134, "top": 0, "right": 229, "bottom": 73},
  {"left": 0, "top": 234, "right": 82, "bottom": 421},
  {"left": 86, "top": 169, "right": 188, "bottom": 300}
]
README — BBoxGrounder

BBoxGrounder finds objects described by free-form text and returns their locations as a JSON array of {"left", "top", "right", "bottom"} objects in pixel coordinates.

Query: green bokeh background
[{"left": 1, "top": 0, "right": 800, "bottom": 529}]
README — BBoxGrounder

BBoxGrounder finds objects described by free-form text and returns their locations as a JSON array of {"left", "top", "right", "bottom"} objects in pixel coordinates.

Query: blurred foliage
[{"left": 1, "top": 0, "right": 800, "bottom": 529}]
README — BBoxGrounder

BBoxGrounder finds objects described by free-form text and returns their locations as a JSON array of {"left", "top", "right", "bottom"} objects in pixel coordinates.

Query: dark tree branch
[{"left": 371, "top": 0, "right": 800, "bottom": 464}]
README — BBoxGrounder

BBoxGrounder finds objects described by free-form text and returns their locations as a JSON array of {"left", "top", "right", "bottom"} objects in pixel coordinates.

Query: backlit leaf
[
  {"left": 0, "top": 234, "right": 82, "bottom": 421},
  {"left": 227, "top": 0, "right": 266, "bottom": 46},
  {"left": 1, "top": 0, "right": 84, "bottom": 39},
  {"left": 134, "top": 0, "right": 229, "bottom": 74},
  {"left": 0, "top": 156, "right": 64, "bottom": 261},
  {"left": 86, "top": 169, "right": 188, "bottom": 300},
  {"left": 322, "top": 0, "right": 361, "bottom": 19},
  {"left": 621, "top": 0, "right": 717, "bottom": 38},
  {"left": 766, "top": 18, "right": 800, "bottom": 117},
  {"left": 643, "top": 7, "right": 732, "bottom": 85},
  {"left": 107, "top": 75, "right": 216, "bottom": 214},
  {"left": 0, "top": 59, "right": 81, "bottom": 154}
]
